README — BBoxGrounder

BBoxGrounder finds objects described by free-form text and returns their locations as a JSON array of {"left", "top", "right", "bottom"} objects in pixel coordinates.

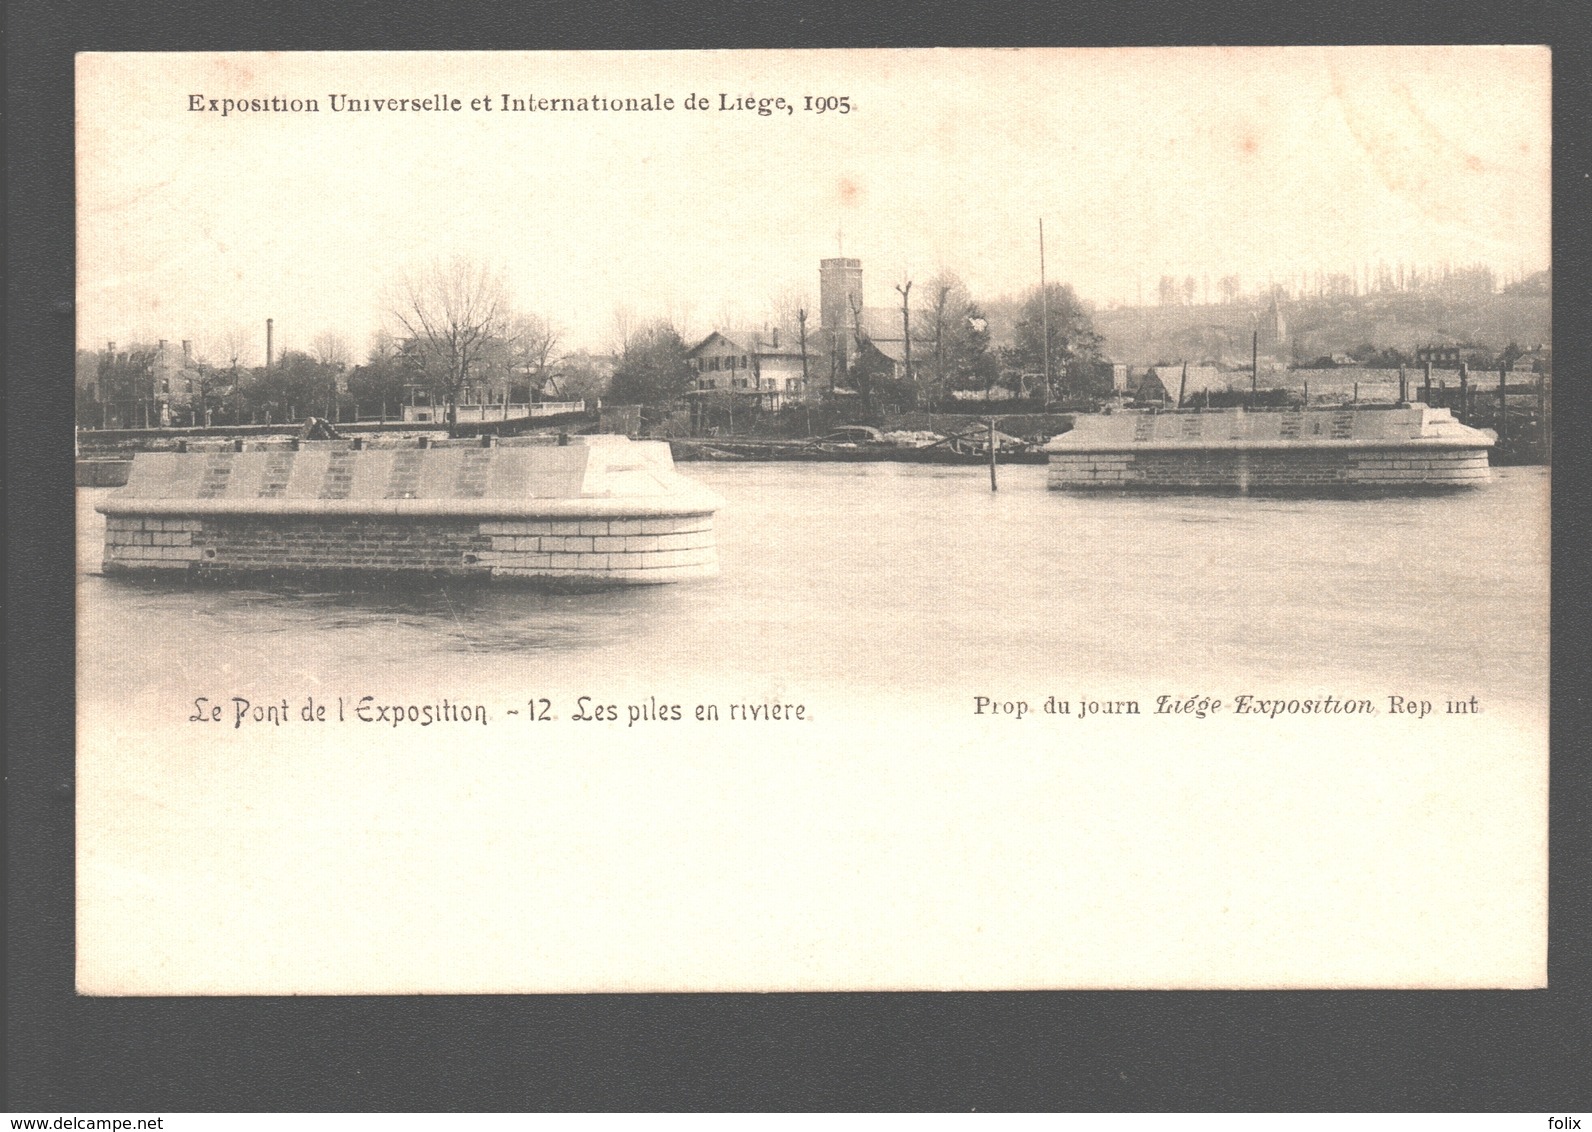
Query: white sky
[{"left": 77, "top": 47, "right": 1551, "bottom": 362}]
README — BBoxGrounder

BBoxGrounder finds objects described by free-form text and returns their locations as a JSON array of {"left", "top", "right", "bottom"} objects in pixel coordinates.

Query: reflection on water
[{"left": 77, "top": 464, "right": 1549, "bottom": 717}]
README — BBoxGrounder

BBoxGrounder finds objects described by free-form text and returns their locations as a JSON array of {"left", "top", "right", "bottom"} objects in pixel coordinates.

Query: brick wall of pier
[
  {"left": 102, "top": 512, "right": 717, "bottom": 583},
  {"left": 1047, "top": 447, "right": 1492, "bottom": 491}
]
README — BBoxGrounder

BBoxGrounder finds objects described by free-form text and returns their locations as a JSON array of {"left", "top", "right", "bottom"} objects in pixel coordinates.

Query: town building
[
  {"left": 677, "top": 255, "right": 967, "bottom": 414},
  {"left": 82, "top": 338, "right": 205, "bottom": 428},
  {"left": 686, "top": 328, "right": 812, "bottom": 410},
  {"left": 1510, "top": 346, "right": 1551, "bottom": 374},
  {"left": 1415, "top": 345, "right": 1463, "bottom": 369}
]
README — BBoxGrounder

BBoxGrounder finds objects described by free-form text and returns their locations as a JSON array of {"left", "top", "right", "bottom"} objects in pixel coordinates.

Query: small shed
[{"left": 1134, "top": 365, "right": 1229, "bottom": 404}]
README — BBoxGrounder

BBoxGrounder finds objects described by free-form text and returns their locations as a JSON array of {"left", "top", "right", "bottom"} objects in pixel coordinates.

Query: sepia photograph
[{"left": 74, "top": 47, "right": 1550, "bottom": 994}]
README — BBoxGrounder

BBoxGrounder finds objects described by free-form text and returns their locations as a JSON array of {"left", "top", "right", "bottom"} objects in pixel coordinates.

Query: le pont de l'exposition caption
[
  {"left": 189, "top": 695, "right": 809, "bottom": 730},
  {"left": 186, "top": 693, "right": 1487, "bottom": 731},
  {"left": 187, "top": 93, "right": 852, "bottom": 117}
]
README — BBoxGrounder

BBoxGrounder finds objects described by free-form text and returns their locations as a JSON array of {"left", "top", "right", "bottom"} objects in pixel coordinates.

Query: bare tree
[
  {"left": 610, "top": 303, "right": 639, "bottom": 355},
  {"left": 309, "top": 331, "right": 351, "bottom": 369},
  {"left": 214, "top": 327, "right": 255, "bottom": 422},
  {"left": 923, "top": 271, "right": 974, "bottom": 395},
  {"left": 215, "top": 326, "right": 255, "bottom": 372},
  {"left": 508, "top": 313, "right": 562, "bottom": 400},
  {"left": 180, "top": 343, "right": 226, "bottom": 426},
  {"left": 714, "top": 298, "right": 745, "bottom": 334},
  {"left": 658, "top": 296, "right": 701, "bottom": 344},
  {"left": 848, "top": 290, "right": 866, "bottom": 361},
  {"left": 847, "top": 290, "right": 870, "bottom": 410},
  {"left": 305, "top": 332, "right": 352, "bottom": 420},
  {"left": 386, "top": 258, "right": 516, "bottom": 432},
  {"left": 367, "top": 328, "right": 403, "bottom": 364},
  {"left": 548, "top": 352, "right": 612, "bottom": 405},
  {"left": 767, "top": 286, "right": 813, "bottom": 344},
  {"left": 919, "top": 271, "right": 1001, "bottom": 403}
]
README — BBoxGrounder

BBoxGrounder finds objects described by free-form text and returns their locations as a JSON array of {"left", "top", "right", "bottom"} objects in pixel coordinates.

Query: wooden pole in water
[
  {"left": 1459, "top": 363, "right": 1469, "bottom": 423},
  {"left": 988, "top": 417, "right": 998, "bottom": 492},
  {"left": 1251, "top": 330, "right": 1258, "bottom": 407},
  {"left": 1498, "top": 366, "right": 1508, "bottom": 444}
]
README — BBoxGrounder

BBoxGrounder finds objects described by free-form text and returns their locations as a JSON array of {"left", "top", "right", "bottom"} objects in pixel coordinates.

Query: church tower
[{"left": 820, "top": 257, "right": 864, "bottom": 373}]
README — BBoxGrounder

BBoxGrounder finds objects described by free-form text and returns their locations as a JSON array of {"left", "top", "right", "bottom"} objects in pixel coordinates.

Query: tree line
[
  {"left": 78, "top": 260, "right": 571, "bottom": 429},
  {"left": 78, "top": 257, "right": 1111, "bottom": 432}
]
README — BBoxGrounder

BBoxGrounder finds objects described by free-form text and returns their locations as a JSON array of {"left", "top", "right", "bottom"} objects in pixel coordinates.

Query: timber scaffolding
[{"left": 1414, "top": 374, "right": 1551, "bottom": 466}]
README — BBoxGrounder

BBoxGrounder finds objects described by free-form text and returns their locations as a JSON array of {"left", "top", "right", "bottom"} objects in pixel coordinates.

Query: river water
[
  {"left": 73, "top": 462, "right": 1551, "bottom": 992},
  {"left": 77, "top": 463, "right": 1549, "bottom": 722}
]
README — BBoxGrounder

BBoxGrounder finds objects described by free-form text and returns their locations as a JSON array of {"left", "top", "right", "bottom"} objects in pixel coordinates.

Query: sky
[{"left": 77, "top": 47, "right": 1551, "bottom": 362}]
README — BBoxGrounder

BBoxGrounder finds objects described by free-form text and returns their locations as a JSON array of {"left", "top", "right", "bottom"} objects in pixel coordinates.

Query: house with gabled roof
[{"left": 685, "top": 328, "right": 813, "bottom": 410}]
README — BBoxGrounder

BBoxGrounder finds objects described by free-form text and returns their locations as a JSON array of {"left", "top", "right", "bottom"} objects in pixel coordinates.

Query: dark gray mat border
[{"left": 8, "top": 0, "right": 1589, "bottom": 1111}]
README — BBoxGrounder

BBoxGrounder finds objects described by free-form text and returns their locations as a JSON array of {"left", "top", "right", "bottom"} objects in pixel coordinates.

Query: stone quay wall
[
  {"left": 76, "top": 459, "right": 133, "bottom": 487},
  {"left": 1045, "top": 406, "right": 1495, "bottom": 493},
  {"left": 98, "top": 438, "right": 721, "bottom": 585}
]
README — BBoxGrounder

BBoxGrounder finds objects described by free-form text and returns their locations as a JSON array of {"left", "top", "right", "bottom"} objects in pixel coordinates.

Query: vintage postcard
[{"left": 75, "top": 48, "right": 1550, "bottom": 993}]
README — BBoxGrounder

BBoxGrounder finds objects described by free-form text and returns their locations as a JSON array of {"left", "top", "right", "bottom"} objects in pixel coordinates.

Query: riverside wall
[{"left": 97, "top": 438, "right": 721, "bottom": 585}]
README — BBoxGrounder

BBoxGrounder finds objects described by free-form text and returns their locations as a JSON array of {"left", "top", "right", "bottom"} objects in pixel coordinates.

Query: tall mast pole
[
  {"left": 896, "top": 279, "right": 914, "bottom": 406},
  {"left": 1040, "top": 218, "right": 1050, "bottom": 407}
]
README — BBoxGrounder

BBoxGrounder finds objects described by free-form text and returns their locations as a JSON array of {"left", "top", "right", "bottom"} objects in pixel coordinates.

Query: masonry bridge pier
[{"left": 98, "top": 435, "right": 723, "bottom": 586}]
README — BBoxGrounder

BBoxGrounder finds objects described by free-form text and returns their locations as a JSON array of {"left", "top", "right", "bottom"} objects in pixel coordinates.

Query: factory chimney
[{"left": 266, "top": 318, "right": 274, "bottom": 371}]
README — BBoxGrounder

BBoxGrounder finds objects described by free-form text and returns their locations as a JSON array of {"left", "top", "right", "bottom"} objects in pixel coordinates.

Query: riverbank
[{"left": 669, "top": 437, "right": 1048, "bottom": 464}]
